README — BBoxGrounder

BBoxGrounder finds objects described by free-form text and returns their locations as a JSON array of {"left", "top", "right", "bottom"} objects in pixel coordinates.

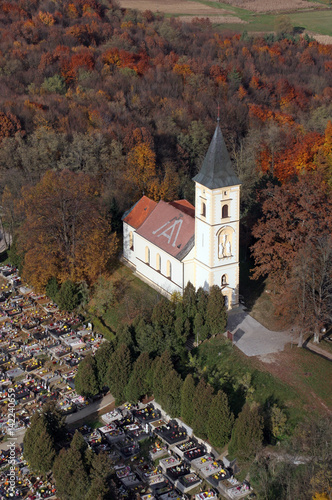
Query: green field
[{"left": 173, "top": 0, "right": 332, "bottom": 37}]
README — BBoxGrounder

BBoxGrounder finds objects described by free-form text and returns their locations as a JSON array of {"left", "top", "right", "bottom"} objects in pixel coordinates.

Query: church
[{"left": 122, "top": 123, "right": 241, "bottom": 309}]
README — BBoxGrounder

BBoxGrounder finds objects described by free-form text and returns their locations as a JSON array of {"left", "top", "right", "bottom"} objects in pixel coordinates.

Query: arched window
[
  {"left": 201, "top": 201, "right": 206, "bottom": 217},
  {"left": 145, "top": 246, "right": 150, "bottom": 265},
  {"left": 129, "top": 231, "right": 133, "bottom": 250},
  {"left": 156, "top": 253, "right": 161, "bottom": 271},
  {"left": 166, "top": 260, "right": 172, "bottom": 279},
  {"left": 222, "top": 204, "right": 228, "bottom": 218},
  {"left": 221, "top": 274, "right": 227, "bottom": 286}
]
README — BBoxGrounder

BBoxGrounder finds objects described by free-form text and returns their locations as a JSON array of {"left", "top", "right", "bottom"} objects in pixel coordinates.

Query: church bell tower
[{"left": 192, "top": 123, "right": 241, "bottom": 309}]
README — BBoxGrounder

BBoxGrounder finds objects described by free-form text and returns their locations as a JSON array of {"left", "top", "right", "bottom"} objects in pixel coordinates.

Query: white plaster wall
[
  {"left": 135, "top": 234, "right": 184, "bottom": 295},
  {"left": 123, "top": 222, "right": 136, "bottom": 266},
  {"left": 195, "top": 219, "right": 211, "bottom": 267}
]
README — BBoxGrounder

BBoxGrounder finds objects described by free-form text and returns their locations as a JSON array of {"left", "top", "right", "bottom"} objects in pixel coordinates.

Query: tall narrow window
[
  {"left": 166, "top": 260, "right": 172, "bottom": 279},
  {"left": 129, "top": 231, "right": 133, "bottom": 250},
  {"left": 201, "top": 201, "right": 206, "bottom": 217},
  {"left": 145, "top": 246, "right": 150, "bottom": 265},
  {"left": 156, "top": 253, "right": 161, "bottom": 271},
  {"left": 222, "top": 204, "right": 228, "bottom": 218},
  {"left": 221, "top": 274, "right": 227, "bottom": 286}
]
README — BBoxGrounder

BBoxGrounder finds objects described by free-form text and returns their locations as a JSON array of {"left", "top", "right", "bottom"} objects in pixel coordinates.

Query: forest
[
  {"left": 0, "top": 1, "right": 331, "bottom": 498},
  {"left": 1, "top": 0, "right": 331, "bottom": 334}
]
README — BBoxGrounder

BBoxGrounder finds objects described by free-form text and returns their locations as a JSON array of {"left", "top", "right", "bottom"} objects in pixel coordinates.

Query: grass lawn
[
  {"left": 101, "top": 263, "right": 161, "bottom": 331},
  {"left": 195, "top": 335, "right": 331, "bottom": 429}
]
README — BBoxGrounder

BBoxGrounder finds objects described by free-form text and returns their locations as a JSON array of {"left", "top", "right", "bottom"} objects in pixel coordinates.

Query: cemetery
[{"left": 0, "top": 264, "right": 254, "bottom": 499}]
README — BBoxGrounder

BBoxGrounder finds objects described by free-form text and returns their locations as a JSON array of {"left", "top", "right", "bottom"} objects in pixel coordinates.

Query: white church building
[{"left": 122, "top": 124, "right": 241, "bottom": 309}]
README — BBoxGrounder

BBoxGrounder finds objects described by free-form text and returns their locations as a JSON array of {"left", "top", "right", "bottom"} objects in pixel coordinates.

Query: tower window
[
  {"left": 222, "top": 204, "right": 229, "bottom": 218},
  {"left": 221, "top": 274, "right": 228, "bottom": 286},
  {"left": 156, "top": 253, "right": 161, "bottom": 271},
  {"left": 129, "top": 231, "right": 134, "bottom": 250},
  {"left": 201, "top": 201, "right": 206, "bottom": 217}
]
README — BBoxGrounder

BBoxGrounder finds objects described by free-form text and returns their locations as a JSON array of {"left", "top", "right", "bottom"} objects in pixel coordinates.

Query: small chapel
[{"left": 122, "top": 123, "right": 241, "bottom": 309}]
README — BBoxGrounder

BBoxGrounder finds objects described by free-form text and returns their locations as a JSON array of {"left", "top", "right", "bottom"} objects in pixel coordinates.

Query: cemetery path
[
  {"left": 65, "top": 392, "right": 115, "bottom": 425},
  {"left": 0, "top": 393, "right": 115, "bottom": 451},
  {"left": 226, "top": 307, "right": 296, "bottom": 357}
]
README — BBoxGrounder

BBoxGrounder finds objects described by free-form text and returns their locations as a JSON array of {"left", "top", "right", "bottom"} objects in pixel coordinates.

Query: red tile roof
[
  {"left": 122, "top": 196, "right": 157, "bottom": 229},
  {"left": 169, "top": 200, "right": 195, "bottom": 218},
  {"left": 136, "top": 200, "right": 195, "bottom": 260}
]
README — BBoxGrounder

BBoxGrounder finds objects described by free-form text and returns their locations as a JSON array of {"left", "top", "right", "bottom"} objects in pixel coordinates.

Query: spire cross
[{"left": 217, "top": 103, "right": 221, "bottom": 123}]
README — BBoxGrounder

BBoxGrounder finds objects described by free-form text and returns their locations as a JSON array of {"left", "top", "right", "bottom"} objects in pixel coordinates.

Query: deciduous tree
[{"left": 18, "top": 170, "right": 118, "bottom": 290}]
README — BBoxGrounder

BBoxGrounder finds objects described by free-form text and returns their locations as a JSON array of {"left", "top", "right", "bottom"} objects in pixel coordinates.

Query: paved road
[{"left": 226, "top": 306, "right": 295, "bottom": 357}]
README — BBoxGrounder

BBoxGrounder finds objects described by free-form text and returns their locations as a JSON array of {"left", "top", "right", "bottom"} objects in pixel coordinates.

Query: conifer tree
[
  {"left": 192, "top": 378, "right": 214, "bottom": 439},
  {"left": 125, "top": 352, "right": 151, "bottom": 402},
  {"left": 152, "top": 351, "right": 173, "bottom": 403},
  {"left": 53, "top": 441, "right": 90, "bottom": 500},
  {"left": 106, "top": 344, "right": 132, "bottom": 403},
  {"left": 208, "top": 390, "right": 234, "bottom": 448},
  {"left": 181, "top": 374, "right": 196, "bottom": 426},
  {"left": 75, "top": 354, "right": 99, "bottom": 398},
  {"left": 206, "top": 285, "right": 227, "bottom": 336},
  {"left": 94, "top": 341, "right": 115, "bottom": 390},
  {"left": 23, "top": 402, "right": 64, "bottom": 474},
  {"left": 161, "top": 369, "right": 183, "bottom": 417},
  {"left": 228, "top": 403, "right": 264, "bottom": 461}
]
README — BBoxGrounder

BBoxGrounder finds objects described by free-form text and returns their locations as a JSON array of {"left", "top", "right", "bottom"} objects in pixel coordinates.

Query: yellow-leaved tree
[{"left": 18, "top": 170, "right": 118, "bottom": 290}]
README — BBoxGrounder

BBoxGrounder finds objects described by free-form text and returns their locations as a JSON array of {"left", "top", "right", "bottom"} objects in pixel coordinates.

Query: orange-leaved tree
[
  {"left": 17, "top": 170, "right": 118, "bottom": 290},
  {"left": 126, "top": 142, "right": 159, "bottom": 199}
]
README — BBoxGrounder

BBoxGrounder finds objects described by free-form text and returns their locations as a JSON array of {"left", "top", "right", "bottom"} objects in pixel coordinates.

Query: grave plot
[
  {"left": 159, "top": 456, "right": 181, "bottom": 473},
  {"left": 195, "top": 490, "right": 218, "bottom": 499},
  {"left": 133, "top": 404, "right": 161, "bottom": 423},
  {"left": 124, "top": 421, "right": 149, "bottom": 440},
  {"left": 173, "top": 438, "right": 198, "bottom": 458},
  {"left": 208, "top": 466, "right": 231, "bottom": 487},
  {"left": 227, "top": 480, "right": 252, "bottom": 498},
  {"left": 102, "top": 408, "right": 123, "bottom": 424},
  {"left": 115, "top": 465, "right": 142, "bottom": 488},
  {"left": 158, "top": 488, "right": 185, "bottom": 499},
  {"left": 149, "top": 440, "right": 168, "bottom": 460},
  {"left": 115, "top": 436, "right": 140, "bottom": 458},
  {"left": 155, "top": 421, "right": 187, "bottom": 445},
  {"left": 135, "top": 462, "right": 159, "bottom": 482},
  {"left": 165, "top": 462, "right": 191, "bottom": 482},
  {"left": 176, "top": 472, "right": 201, "bottom": 493},
  {"left": 183, "top": 446, "right": 206, "bottom": 463},
  {"left": 99, "top": 422, "right": 125, "bottom": 442}
]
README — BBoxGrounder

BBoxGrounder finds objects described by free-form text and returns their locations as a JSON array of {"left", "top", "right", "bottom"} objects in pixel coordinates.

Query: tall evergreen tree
[
  {"left": 192, "top": 379, "right": 214, "bottom": 439},
  {"left": 125, "top": 352, "right": 151, "bottom": 402},
  {"left": 206, "top": 285, "right": 227, "bottom": 336},
  {"left": 53, "top": 442, "right": 90, "bottom": 500},
  {"left": 208, "top": 390, "right": 234, "bottom": 448},
  {"left": 75, "top": 354, "right": 99, "bottom": 398},
  {"left": 161, "top": 369, "right": 183, "bottom": 417},
  {"left": 23, "top": 402, "right": 64, "bottom": 474},
  {"left": 181, "top": 373, "right": 196, "bottom": 426},
  {"left": 228, "top": 403, "right": 264, "bottom": 461},
  {"left": 106, "top": 344, "right": 132, "bottom": 403},
  {"left": 152, "top": 351, "right": 173, "bottom": 403},
  {"left": 94, "top": 341, "right": 114, "bottom": 389}
]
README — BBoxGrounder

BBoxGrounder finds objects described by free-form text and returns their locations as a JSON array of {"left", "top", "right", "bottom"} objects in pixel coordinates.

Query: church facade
[{"left": 122, "top": 124, "right": 241, "bottom": 309}]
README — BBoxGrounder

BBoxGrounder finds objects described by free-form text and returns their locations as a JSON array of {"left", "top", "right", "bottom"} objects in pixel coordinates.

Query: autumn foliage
[{"left": 17, "top": 171, "right": 118, "bottom": 290}]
